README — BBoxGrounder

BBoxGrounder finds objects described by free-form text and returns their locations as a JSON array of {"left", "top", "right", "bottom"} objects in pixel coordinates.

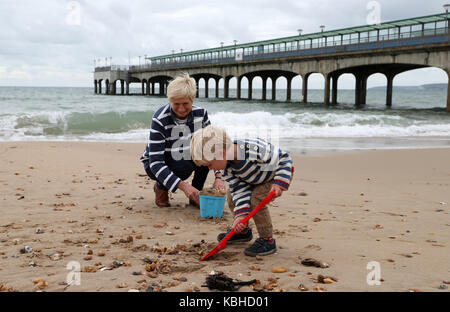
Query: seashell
[
  {"left": 298, "top": 284, "right": 308, "bottom": 291},
  {"left": 97, "top": 251, "right": 105, "bottom": 257},
  {"left": 271, "top": 266, "right": 287, "bottom": 273},
  {"left": 82, "top": 266, "right": 97, "bottom": 273},
  {"left": 313, "top": 286, "right": 326, "bottom": 291}
]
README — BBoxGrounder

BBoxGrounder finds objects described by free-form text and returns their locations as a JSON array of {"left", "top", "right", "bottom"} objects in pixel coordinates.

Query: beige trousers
[{"left": 226, "top": 180, "right": 274, "bottom": 238}]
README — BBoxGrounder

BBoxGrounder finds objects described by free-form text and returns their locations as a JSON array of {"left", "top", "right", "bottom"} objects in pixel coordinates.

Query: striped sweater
[
  {"left": 140, "top": 103, "right": 212, "bottom": 192},
  {"left": 221, "top": 138, "right": 293, "bottom": 217}
]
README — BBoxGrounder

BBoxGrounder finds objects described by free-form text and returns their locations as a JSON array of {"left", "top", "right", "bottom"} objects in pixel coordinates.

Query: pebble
[
  {"left": 35, "top": 228, "right": 44, "bottom": 234},
  {"left": 301, "top": 258, "right": 329, "bottom": 268},
  {"left": 20, "top": 246, "right": 33, "bottom": 254},
  {"left": 438, "top": 285, "right": 448, "bottom": 290}
]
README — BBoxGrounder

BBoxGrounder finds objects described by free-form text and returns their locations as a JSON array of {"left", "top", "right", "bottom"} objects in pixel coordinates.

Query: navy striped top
[
  {"left": 140, "top": 103, "right": 211, "bottom": 192},
  {"left": 221, "top": 138, "right": 293, "bottom": 217}
]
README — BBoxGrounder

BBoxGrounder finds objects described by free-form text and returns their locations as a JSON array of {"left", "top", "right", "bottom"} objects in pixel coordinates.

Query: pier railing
[{"left": 94, "top": 14, "right": 450, "bottom": 72}]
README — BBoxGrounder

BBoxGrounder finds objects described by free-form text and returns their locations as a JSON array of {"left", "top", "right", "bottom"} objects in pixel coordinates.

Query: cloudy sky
[{"left": 0, "top": 0, "right": 448, "bottom": 88}]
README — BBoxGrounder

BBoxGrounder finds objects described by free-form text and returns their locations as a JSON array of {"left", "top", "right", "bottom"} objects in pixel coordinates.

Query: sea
[{"left": 1, "top": 86, "right": 450, "bottom": 154}]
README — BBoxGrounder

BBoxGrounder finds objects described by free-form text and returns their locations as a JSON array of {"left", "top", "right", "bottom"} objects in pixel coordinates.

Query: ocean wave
[{"left": 1, "top": 109, "right": 450, "bottom": 142}]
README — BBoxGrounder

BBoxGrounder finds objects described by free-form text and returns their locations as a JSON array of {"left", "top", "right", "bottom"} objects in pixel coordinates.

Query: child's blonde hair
[
  {"left": 190, "top": 125, "right": 233, "bottom": 166},
  {"left": 167, "top": 73, "right": 196, "bottom": 100}
]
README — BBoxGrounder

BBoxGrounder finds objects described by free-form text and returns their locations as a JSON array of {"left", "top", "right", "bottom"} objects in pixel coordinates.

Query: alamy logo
[
  {"left": 366, "top": 1, "right": 381, "bottom": 25},
  {"left": 366, "top": 261, "right": 382, "bottom": 286},
  {"left": 66, "top": 261, "right": 81, "bottom": 287},
  {"left": 66, "top": 1, "right": 81, "bottom": 26}
]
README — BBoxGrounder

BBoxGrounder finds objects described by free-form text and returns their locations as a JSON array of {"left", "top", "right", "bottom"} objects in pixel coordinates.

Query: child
[{"left": 190, "top": 125, "right": 293, "bottom": 257}]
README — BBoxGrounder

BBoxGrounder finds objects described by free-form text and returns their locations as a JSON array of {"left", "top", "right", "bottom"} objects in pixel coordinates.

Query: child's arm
[
  {"left": 271, "top": 149, "right": 293, "bottom": 194},
  {"left": 226, "top": 176, "right": 252, "bottom": 216},
  {"left": 255, "top": 141, "right": 293, "bottom": 197}
]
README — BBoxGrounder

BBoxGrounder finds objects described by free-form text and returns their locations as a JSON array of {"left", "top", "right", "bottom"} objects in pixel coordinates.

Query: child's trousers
[{"left": 226, "top": 180, "right": 274, "bottom": 238}]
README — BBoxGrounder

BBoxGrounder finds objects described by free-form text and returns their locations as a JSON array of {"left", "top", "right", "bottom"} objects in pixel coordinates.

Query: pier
[{"left": 94, "top": 12, "right": 450, "bottom": 111}]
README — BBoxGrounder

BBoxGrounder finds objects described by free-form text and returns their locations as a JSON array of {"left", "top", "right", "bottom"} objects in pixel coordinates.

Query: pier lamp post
[
  {"left": 320, "top": 25, "right": 325, "bottom": 47},
  {"left": 109, "top": 57, "right": 112, "bottom": 66},
  {"left": 138, "top": 56, "right": 141, "bottom": 66},
  {"left": 444, "top": 4, "right": 450, "bottom": 34},
  {"left": 297, "top": 29, "right": 302, "bottom": 49},
  {"left": 105, "top": 57, "right": 107, "bottom": 66},
  {"left": 220, "top": 42, "right": 224, "bottom": 59}
]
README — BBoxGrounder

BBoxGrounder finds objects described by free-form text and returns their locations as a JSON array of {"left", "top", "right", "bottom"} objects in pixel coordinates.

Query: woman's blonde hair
[
  {"left": 167, "top": 73, "right": 196, "bottom": 100},
  {"left": 190, "top": 125, "right": 233, "bottom": 166}
]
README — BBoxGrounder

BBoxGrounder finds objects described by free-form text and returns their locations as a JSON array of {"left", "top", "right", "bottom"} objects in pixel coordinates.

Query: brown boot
[{"left": 154, "top": 184, "right": 170, "bottom": 207}]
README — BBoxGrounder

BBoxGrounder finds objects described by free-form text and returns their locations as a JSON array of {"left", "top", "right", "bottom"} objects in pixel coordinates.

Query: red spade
[{"left": 200, "top": 190, "right": 276, "bottom": 261}]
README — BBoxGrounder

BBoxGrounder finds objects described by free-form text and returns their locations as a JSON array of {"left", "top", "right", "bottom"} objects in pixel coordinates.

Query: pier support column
[
  {"left": 205, "top": 78, "right": 209, "bottom": 98},
  {"left": 215, "top": 78, "right": 220, "bottom": 98},
  {"left": 94, "top": 81, "right": 97, "bottom": 94},
  {"left": 331, "top": 75, "right": 339, "bottom": 105},
  {"left": 194, "top": 78, "right": 199, "bottom": 98},
  {"left": 113, "top": 81, "right": 117, "bottom": 95},
  {"left": 141, "top": 81, "right": 145, "bottom": 95},
  {"left": 159, "top": 82, "right": 164, "bottom": 96},
  {"left": 121, "top": 80, "right": 124, "bottom": 95},
  {"left": 302, "top": 74, "right": 309, "bottom": 103},
  {"left": 106, "top": 80, "right": 110, "bottom": 95},
  {"left": 324, "top": 74, "right": 330, "bottom": 106},
  {"left": 151, "top": 82, "right": 155, "bottom": 95},
  {"left": 447, "top": 71, "right": 450, "bottom": 112},
  {"left": 146, "top": 80, "right": 150, "bottom": 95},
  {"left": 248, "top": 77, "right": 253, "bottom": 100},
  {"left": 224, "top": 77, "right": 230, "bottom": 99},
  {"left": 271, "top": 77, "right": 276, "bottom": 101},
  {"left": 237, "top": 76, "right": 242, "bottom": 100},
  {"left": 286, "top": 77, "right": 292, "bottom": 102},
  {"left": 386, "top": 73, "right": 394, "bottom": 108},
  {"left": 354, "top": 74, "right": 363, "bottom": 106},
  {"left": 126, "top": 81, "right": 129, "bottom": 95},
  {"left": 361, "top": 76, "right": 367, "bottom": 105},
  {"left": 262, "top": 77, "right": 267, "bottom": 100},
  {"left": 99, "top": 80, "right": 102, "bottom": 94}
]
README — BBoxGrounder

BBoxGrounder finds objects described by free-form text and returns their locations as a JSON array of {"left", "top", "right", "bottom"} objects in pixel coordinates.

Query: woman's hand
[
  {"left": 178, "top": 181, "right": 200, "bottom": 206},
  {"left": 232, "top": 214, "right": 248, "bottom": 233},
  {"left": 212, "top": 178, "right": 226, "bottom": 192}
]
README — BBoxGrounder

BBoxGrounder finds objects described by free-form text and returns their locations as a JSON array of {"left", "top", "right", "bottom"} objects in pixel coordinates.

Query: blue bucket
[{"left": 199, "top": 194, "right": 226, "bottom": 218}]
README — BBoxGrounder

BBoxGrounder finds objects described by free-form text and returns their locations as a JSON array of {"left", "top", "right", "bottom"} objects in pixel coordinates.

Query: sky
[{"left": 0, "top": 0, "right": 448, "bottom": 88}]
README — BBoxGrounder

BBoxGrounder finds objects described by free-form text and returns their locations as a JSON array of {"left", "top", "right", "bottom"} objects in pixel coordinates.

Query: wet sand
[{"left": 0, "top": 142, "right": 449, "bottom": 292}]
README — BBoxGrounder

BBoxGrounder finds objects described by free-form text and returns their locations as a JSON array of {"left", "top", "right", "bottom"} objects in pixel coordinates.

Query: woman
[{"left": 140, "top": 73, "right": 226, "bottom": 207}]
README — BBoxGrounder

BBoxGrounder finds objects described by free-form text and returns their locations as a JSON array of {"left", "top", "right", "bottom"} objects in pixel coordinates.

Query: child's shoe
[
  {"left": 244, "top": 237, "right": 277, "bottom": 257},
  {"left": 217, "top": 228, "right": 253, "bottom": 243}
]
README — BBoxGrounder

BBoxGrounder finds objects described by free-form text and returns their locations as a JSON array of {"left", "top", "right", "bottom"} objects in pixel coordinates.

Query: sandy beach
[{"left": 0, "top": 141, "right": 449, "bottom": 292}]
